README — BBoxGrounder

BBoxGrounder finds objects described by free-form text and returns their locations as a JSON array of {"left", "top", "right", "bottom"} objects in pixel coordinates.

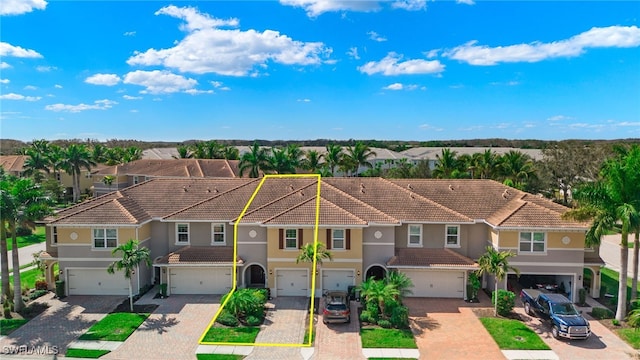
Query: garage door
[
  {"left": 169, "top": 267, "right": 232, "bottom": 295},
  {"left": 322, "top": 269, "right": 355, "bottom": 293},
  {"left": 402, "top": 270, "right": 464, "bottom": 298},
  {"left": 68, "top": 268, "right": 129, "bottom": 296},
  {"left": 276, "top": 269, "right": 308, "bottom": 296}
]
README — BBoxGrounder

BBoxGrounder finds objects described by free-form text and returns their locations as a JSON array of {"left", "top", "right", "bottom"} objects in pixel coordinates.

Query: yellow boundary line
[{"left": 199, "top": 174, "right": 321, "bottom": 348}]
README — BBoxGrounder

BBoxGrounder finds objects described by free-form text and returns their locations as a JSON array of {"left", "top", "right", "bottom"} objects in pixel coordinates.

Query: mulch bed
[
  {"left": 111, "top": 299, "right": 158, "bottom": 314},
  {"left": 471, "top": 307, "right": 523, "bottom": 321}
]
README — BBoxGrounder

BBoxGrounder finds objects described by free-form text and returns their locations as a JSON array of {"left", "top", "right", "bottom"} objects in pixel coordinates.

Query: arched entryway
[
  {"left": 365, "top": 265, "right": 387, "bottom": 280},
  {"left": 244, "top": 264, "right": 266, "bottom": 288}
]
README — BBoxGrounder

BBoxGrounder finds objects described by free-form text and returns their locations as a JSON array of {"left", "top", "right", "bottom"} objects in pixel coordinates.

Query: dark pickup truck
[{"left": 520, "top": 289, "right": 590, "bottom": 340}]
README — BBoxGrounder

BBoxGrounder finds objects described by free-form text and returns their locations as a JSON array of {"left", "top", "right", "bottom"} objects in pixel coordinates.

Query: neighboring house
[
  {"left": 0, "top": 155, "right": 26, "bottom": 177},
  {"left": 401, "top": 147, "right": 543, "bottom": 169},
  {"left": 41, "top": 177, "right": 600, "bottom": 301},
  {"left": 92, "top": 159, "right": 241, "bottom": 196}
]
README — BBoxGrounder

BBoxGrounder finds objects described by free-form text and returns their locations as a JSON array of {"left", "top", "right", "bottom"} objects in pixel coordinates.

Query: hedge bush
[
  {"left": 390, "top": 305, "right": 409, "bottom": 328},
  {"left": 492, "top": 289, "right": 516, "bottom": 316},
  {"left": 216, "top": 310, "right": 239, "bottom": 327},
  {"left": 377, "top": 319, "right": 392, "bottom": 328},
  {"left": 590, "top": 307, "right": 614, "bottom": 320}
]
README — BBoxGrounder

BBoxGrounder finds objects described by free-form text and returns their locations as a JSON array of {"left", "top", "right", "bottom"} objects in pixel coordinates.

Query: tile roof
[
  {"left": 0, "top": 155, "right": 26, "bottom": 173},
  {"left": 155, "top": 246, "right": 242, "bottom": 265},
  {"left": 95, "top": 159, "right": 240, "bottom": 178},
  {"left": 387, "top": 248, "right": 479, "bottom": 268}
]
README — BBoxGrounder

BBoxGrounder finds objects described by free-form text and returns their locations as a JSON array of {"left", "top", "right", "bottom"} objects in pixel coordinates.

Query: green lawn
[
  {"left": 196, "top": 355, "right": 244, "bottom": 360},
  {"left": 201, "top": 327, "right": 261, "bottom": 343},
  {"left": 479, "top": 318, "right": 550, "bottom": 350},
  {"left": 6, "top": 226, "right": 46, "bottom": 251},
  {"left": 6, "top": 267, "right": 42, "bottom": 293},
  {"left": 79, "top": 313, "right": 150, "bottom": 341},
  {"left": 0, "top": 318, "right": 29, "bottom": 335},
  {"left": 65, "top": 349, "right": 111, "bottom": 358},
  {"left": 617, "top": 328, "right": 640, "bottom": 349},
  {"left": 600, "top": 267, "right": 633, "bottom": 302},
  {"left": 360, "top": 328, "right": 417, "bottom": 349}
]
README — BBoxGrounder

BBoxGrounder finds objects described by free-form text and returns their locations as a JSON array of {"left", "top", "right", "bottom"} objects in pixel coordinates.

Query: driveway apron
[
  {"left": 404, "top": 296, "right": 505, "bottom": 360},
  {"left": 103, "top": 294, "right": 219, "bottom": 360},
  {"left": 245, "top": 296, "right": 308, "bottom": 360},
  {"left": 0, "top": 293, "right": 123, "bottom": 355},
  {"left": 313, "top": 298, "right": 365, "bottom": 360}
]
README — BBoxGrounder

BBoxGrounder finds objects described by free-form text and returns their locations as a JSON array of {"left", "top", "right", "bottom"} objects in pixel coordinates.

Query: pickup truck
[{"left": 520, "top": 289, "right": 590, "bottom": 340}]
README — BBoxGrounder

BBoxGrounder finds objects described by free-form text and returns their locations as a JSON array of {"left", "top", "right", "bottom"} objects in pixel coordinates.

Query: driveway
[
  {"left": 0, "top": 293, "right": 123, "bottom": 356},
  {"left": 405, "top": 293, "right": 505, "bottom": 360},
  {"left": 312, "top": 298, "right": 365, "bottom": 360},
  {"left": 103, "top": 294, "right": 219, "bottom": 360}
]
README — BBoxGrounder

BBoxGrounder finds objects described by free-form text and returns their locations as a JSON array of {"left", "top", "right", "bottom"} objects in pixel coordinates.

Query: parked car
[
  {"left": 323, "top": 290, "right": 350, "bottom": 324},
  {"left": 520, "top": 289, "right": 590, "bottom": 340}
]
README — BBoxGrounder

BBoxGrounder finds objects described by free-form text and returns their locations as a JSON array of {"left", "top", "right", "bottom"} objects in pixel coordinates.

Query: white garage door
[
  {"left": 276, "top": 269, "right": 308, "bottom": 296},
  {"left": 322, "top": 269, "right": 355, "bottom": 293},
  {"left": 169, "top": 267, "right": 232, "bottom": 295},
  {"left": 402, "top": 270, "right": 465, "bottom": 298},
  {"left": 68, "top": 268, "right": 129, "bottom": 296}
]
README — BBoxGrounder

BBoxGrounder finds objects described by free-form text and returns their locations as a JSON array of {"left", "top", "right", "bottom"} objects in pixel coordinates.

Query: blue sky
[{"left": 1, "top": 0, "right": 639, "bottom": 142}]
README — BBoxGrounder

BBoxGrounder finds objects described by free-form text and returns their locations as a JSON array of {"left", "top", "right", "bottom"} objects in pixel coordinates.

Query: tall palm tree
[
  {"left": 23, "top": 150, "right": 50, "bottom": 183},
  {"left": 107, "top": 239, "right": 151, "bottom": 312},
  {"left": 385, "top": 270, "right": 413, "bottom": 300},
  {"left": 344, "top": 142, "right": 376, "bottom": 176},
  {"left": 359, "top": 277, "right": 399, "bottom": 317},
  {"left": 285, "top": 144, "right": 304, "bottom": 170},
  {"left": 476, "top": 246, "right": 519, "bottom": 316},
  {"left": 499, "top": 150, "right": 536, "bottom": 190},
  {"left": 91, "top": 144, "right": 109, "bottom": 164},
  {"left": 267, "top": 147, "right": 296, "bottom": 174},
  {"left": 223, "top": 145, "right": 240, "bottom": 160},
  {"left": 296, "top": 242, "right": 333, "bottom": 296},
  {"left": 301, "top": 150, "right": 324, "bottom": 173},
  {"left": 58, "top": 144, "right": 96, "bottom": 202},
  {"left": 478, "top": 149, "right": 498, "bottom": 180},
  {"left": 122, "top": 146, "right": 142, "bottom": 163},
  {"left": 0, "top": 173, "right": 14, "bottom": 304},
  {"left": 239, "top": 142, "right": 269, "bottom": 178},
  {"left": 433, "top": 148, "right": 458, "bottom": 179},
  {"left": 324, "top": 144, "right": 343, "bottom": 176},
  {"left": 174, "top": 145, "right": 193, "bottom": 159}
]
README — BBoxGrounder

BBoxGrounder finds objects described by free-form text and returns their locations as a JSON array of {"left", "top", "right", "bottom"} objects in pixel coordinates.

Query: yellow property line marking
[{"left": 199, "top": 174, "right": 321, "bottom": 348}]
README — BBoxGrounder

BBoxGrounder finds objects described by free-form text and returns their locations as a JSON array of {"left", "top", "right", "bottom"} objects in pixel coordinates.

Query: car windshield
[
  {"left": 326, "top": 303, "right": 348, "bottom": 311},
  {"left": 552, "top": 303, "right": 579, "bottom": 315}
]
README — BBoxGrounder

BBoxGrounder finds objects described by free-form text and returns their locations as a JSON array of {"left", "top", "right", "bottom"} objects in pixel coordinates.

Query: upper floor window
[
  {"left": 52, "top": 226, "right": 58, "bottom": 244},
  {"left": 93, "top": 228, "right": 117, "bottom": 249},
  {"left": 212, "top": 223, "right": 225, "bottom": 245},
  {"left": 408, "top": 224, "right": 422, "bottom": 247},
  {"left": 519, "top": 231, "right": 546, "bottom": 253},
  {"left": 445, "top": 225, "right": 460, "bottom": 248},
  {"left": 176, "top": 223, "right": 190, "bottom": 244},
  {"left": 332, "top": 229, "right": 345, "bottom": 250},
  {"left": 133, "top": 176, "right": 140, "bottom": 185},
  {"left": 285, "top": 229, "right": 298, "bottom": 249},
  {"left": 85, "top": 172, "right": 92, "bottom": 179}
]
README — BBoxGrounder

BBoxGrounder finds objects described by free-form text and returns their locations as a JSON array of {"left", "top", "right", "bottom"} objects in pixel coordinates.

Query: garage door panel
[
  {"left": 277, "top": 269, "right": 308, "bottom": 296},
  {"left": 68, "top": 269, "right": 129, "bottom": 296},
  {"left": 322, "top": 270, "right": 354, "bottom": 292},
  {"left": 170, "top": 267, "right": 231, "bottom": 295},
  {"left": 402, "top": 270, "right": 464, "bottom": 298}
]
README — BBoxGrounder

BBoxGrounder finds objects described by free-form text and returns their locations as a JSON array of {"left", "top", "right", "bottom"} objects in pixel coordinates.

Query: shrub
[
  {"left": 377, "top": 319, "right": 392, "bottom": 328},
  {"left": 360, "top": 310, "right": 374, "bottom": 324},
  {"left": 590, "top": 307, "right": 614, "bottom": 320},
  {"left": 599, "top": 285, "right": 608, "bottom": 299},
  {"left": 16, "top": 227, "right": 32, "bottom": 237},
  {"left": 3, "top": 302, "right": 11, "bottom": 318},
  {"left": 578, "top": 288, "right": 587, "bottom": 306},
  {"left": 35, "top": 280, "right": 48, "bottom": 291},
  {"left": 390, "top": 305, "right": 409, "bottom": 328},
  {"left": 245, "top": 315, "right": 262, "bottom": 326},
  {"left": 492, "top": 289, "right": 515, "bottom": 316},
  {"left": 383, "top": 299, "right": 399, "bottom": 317},
  {"left": 366, "top": 301, "right": 380, "bottom": 319},
  {"left": 216, "top": 310, "right": 239, "bottom": 327},
  {"left": 630, "top": 299, "right": 640, "bottom": 311},
  {"left": 29, "top": 290, "right": 48, "bottom": 300},
  {"left": 612, "top": 319, "right": 621, "bottom": 326}
]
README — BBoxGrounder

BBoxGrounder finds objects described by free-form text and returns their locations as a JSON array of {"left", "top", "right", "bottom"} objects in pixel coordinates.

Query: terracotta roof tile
[
  {"left": 155, "top": 246, "right": 242, "bottom": 265},
  {"left": 387, "top": 248, "right": 478, "bottom": 268},
  {"left": 262, "top": 197, "right": 367, "bottom": 226},
  {"left": 96, "top": 159, "right": 240, "bottom": 177},
  {"left": 0, "top": 155, "right": 27, "bottom": 173}
]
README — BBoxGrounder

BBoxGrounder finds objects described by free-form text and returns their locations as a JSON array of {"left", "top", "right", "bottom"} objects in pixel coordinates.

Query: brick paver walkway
[
  {"left": 0, "top": 293, "right": 123, "bottom": 356},
  {"left": 312, "top": 298, "right": 365, "bottom": 360},
  {"left": 245, "top": 296, "right": 308, "bottom": 360},
  {"left": 103, "top": 294, "right": 219, "bottom": 360}
]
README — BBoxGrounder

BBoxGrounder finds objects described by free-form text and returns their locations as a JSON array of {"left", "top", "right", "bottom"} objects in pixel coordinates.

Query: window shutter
[
  {"left": 279, "top": 229, "right": 284, "bottom": 249},
  {"left": 326, "top": 229, "right": 332, "bottom": 250},
  {"left": 346, "top": 229, "right": 351, "bottom": 250},
  {"left": 298, "top": 228, "right": 304, "bottom": 249}
]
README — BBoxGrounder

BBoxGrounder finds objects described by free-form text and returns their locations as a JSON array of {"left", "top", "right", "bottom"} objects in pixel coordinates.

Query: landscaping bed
[
  {"left": 360, "top": 327, "right": 417, "bottom": 349},
  {"left": 599, "top": 319, "right": 640, "bottom": 349},
  {"left": 0, "top": 299, "right": 50, "bottom": 335},
  {"left": 479, "top": 317, "right": 550, "bottom": 350},
  {"left": 201, "top": 325, "right": 260, "bottom": 343}
]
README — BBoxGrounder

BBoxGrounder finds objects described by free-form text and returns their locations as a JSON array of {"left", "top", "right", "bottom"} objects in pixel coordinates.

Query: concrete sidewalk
[{"left": 0, "top": 242, "right": 46, "bottom": 271}]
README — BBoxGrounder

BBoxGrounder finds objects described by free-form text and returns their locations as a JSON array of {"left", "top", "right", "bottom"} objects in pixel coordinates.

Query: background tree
[
  {"left": 107, "top": 239, "right": 151, "bottom": 312},
  {"left": 476, "top": 246, "right": 519, "bottom": 316},
  {"left": 59, "top": 144, "right": 96, "bottom": 202},
  {"left": 267, "top": 147, "right": 296, "bottom": 174},
  {"left": 223, "top": 145, "right": 239, "bottom": 160},
  {"left": 324, "top": 144, "right": 344, "bottom": 176},
  {"left": 23, "top": 150, "right": 49, "bottom": 183},
  {"left": 174, "top": 145, "right": 193, "bottom": 159},
  {"left": 344, "top": 142, "right": 376, "bottom": 176},
  {"left": 433, "top": 148, "right": 458, "bottom": 179},
  {"left": 239, "top": 142, "right": 269, "bottom": 178},
  {"left": 301, "top": 150, "right": 324, "bottom": 173},
  {"left": 499, "top": 150, "right": 536, "bottom": 190}
]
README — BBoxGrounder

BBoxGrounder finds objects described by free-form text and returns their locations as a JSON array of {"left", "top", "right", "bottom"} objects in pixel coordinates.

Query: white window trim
[
  {"left": 284, "top": 229, "right": 298, "bottom": 250},
  {"left": 332, "top": 229, "right": 346, "bottom": 250},
  {"left": 518, "top": 231, "right": 547, "bottom": 254},
  {"left": 211, "top": 223, "right": 226, "bottom": 245},
  {"left": 92, "top": 228, "right": 118, "bottom": 250},
  {"left": 51, "top": 226, "right": 58, "bottom": 245},
  {"left": 176, "top": 223, "right": 190, "bottom": 245},
  {"left": 407, "top": 224, "right": 423, "bottom": 247},
  {"left": 445, "top": 225, "right": 461, "bottom": 248},
  {"left": 133, "top": 176, "right": 140, "bottom": 185}
]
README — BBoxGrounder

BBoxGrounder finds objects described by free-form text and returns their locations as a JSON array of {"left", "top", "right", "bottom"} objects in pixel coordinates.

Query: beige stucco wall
[
  {"left": 266, "top": 227, "right": 363, "bottom": 260},
  {"left": 54, "top": 226, "right": 135, "bottom": 247},
  {"left": 499, "top": 230, "right": 586, "bottom": 249},
  {"left": 137, "top": 223, "right": 151, "bottom": 240}
]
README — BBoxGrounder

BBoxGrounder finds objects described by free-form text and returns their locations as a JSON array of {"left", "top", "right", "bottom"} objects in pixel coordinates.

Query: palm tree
[
  {"left": 296, "top": 242, "right": 333, "bottom": 265},
  {"left": 478, "top": 149, "right": 498, "bottom": 180},
  {"left": 174, "top": 145, "right": 193, "bottom": 159},
  {"left": 499, "top": 150, "right": 536, "bottom": 190},
  {"left": 58, "top": 144, "right": 96, "bottom": 202},
  {"left": 223, "top": 145, "right": 239, "bottom": 160},
  {"left": 122, "top": 146, "right": 142, "bottom": 163},
  {"left": 23, "top": 150, "right": 49, "bottom": 183},
  {"left": 239, "top": 142, "right": 269, "bottom": 178},
  {"left": 476, "top": 246, "right": 519, "bottom": 316},
  {"left": 301, "top": 150, "right": 324, "bottom": 173},
  {"left": 385, "top": 271, "right": 413, "bottom": 300},
  {"left": 344, "top": 142, "right": 376, "bottom": 176},
  {"left": 107, "top": 239, "right": 151, "bottom": 312},
  {"left": 324, "top": 144, "right": 343, "bottom": 176},
  {"left": 0, "top": 173, "right": 14, "bottom": 304},
  {"left": 359, "top": 277, "right": 399, "bottom": 317},
  {"left": 268, "top": 147, "right": 296, "bottom": 174},
  {"left": 91, "top": 144, "right": 109, "bottom": 164},
  {"left": 285, "top": 144, "right": 304, "bottom": 170},
  {"left": 433, "top": 148, "right": 458, "bottom": 179}
]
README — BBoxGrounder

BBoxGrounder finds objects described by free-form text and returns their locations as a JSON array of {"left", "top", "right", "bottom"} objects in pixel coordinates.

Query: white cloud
[
  {"left": 45, "top": 99, "right": 117, "bottom": 113},
  {"left": 54, "top": 84, "right": 62, "bottom": 88},
  {"left": 391, "top": 0, "right": 426, "bottom": 11},
  {"left": 123, "top": 70, "right": 197, "bottom": 94},
  {"left": 211, "top": 81, "right": 230, "bottom": 90},
  {"left": 445, "top": 25, "right": 640, "bottom": 65},
  {"left": 358, "top": 52, "right": 445, "bottom": 75},
  {"left": 36, "top": 65, "right": 56, "bottom": 72},
  {"left": 0, "top": 93, "right": 41, "bottom": 101},
  {"left": 123, "top": 95, "right": 142, "bottom": 100},
  {"left": 0, "top": 42, "right": 42, "bottom": 58},
  {"left": 346, "top": 47, "right": 360, "bottom": 60},
  {"left": 424, "top": 49, "right": 440, "bottom": 58},
  {"left": 615, "top": 121, "right": 640, "bottom": 127},
  {"left": 184, "top": 89, "right": 214, "bottom": 95},
  {"left": 419, "top": 124, "right": 443, "bottom": 131},
  {"left": 0, "top": 0, "right": 47, "bottom": 16},
  {"left": 23, "top": 85, "right": 37, "bottom": 90},
  {"left": 130, "top": 109, "right": 139, "bottom": 113},
  {"left": 0, "top": 62, "right": 10, "bottom": 69},
  {"left": 456, "top": 0, "right": 475, "bottom": 5},
  {"left": 297, "top": 98, "right": 311, "bottom": 102},
  {"left": 123, "top": 31, "right": 136, "bottom": 36},
  {"left": 85, "top": 73, "right": 121, "bottom": 86},
  {"left": 547, "top": 115, "right": 573, "bottom": 122},
  {"left": 0, "top": 79, "right": 9, "bottom": 84},
  {"left": 368, "top": 31, "right": 387, "bottom": 42},
  {"left": 490, "top": 80, "right": 519, "bottom": 86},
  {"left": 127, "top": 6, "right": 331, "bottom": 76},
  {"left": 384, "top": 83, "right": 403, "bottom": 90},
  {"left": 280, "top": 0, "right": 380, "bottom": 17}
]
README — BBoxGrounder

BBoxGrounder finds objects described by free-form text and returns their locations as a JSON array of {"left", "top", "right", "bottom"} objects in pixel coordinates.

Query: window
[
  {"left": 445, "top": 225, "right": 460, "bottom": 247},
  {"left": 176, "top": 223, "right": 189, "bottom": 244},
  {"left": 332, "top": 229, "right": 345, "bottom": 250},
  {"left": 285, "top": 229, "right": 298, "bottom": 249},
  {"left": 144, "top": 176, "right": 151, "bottom": 181},
  {"left": 212, "top": 223, "right": 225, "bottom": 245},
  {"left": 85, "top": 172, "right": 92, "bottom": 179},
  {"left": 408, "top": 224, "right": 422, "bottom": 247},
  {"left": 133, "top": 176, "right": 140, "bottom": 185},
  {"left": 519, "top": 232, "right": 546, "bottom": 253},
  {"left": 93, "top": 228, "right": 117, "bottom": 249},
  {"left": 52, "top": 226, "right": 58, "bottom": 244}
]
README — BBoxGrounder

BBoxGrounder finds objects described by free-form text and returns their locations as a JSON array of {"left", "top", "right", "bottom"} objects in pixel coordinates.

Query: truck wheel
[
  {"left": 524, "top": 302, "right": 531, "bottom": 315},
  {"left": 551, "top": 325, "right": 560, "bottom": 339}
]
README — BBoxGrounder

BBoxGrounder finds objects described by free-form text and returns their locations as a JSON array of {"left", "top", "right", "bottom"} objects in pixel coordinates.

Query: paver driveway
[
  {"left": 103, "top": 294, "right": 219, "bottom": 360},
  {"left": 405, "top": 294, "right": 505, "bottom": 360},
  {"left": 312, "top": 298, "right": 365, "bottom": 360},
  {"left": 0, "top": 293, "right": 123, "bottom": 356}
]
